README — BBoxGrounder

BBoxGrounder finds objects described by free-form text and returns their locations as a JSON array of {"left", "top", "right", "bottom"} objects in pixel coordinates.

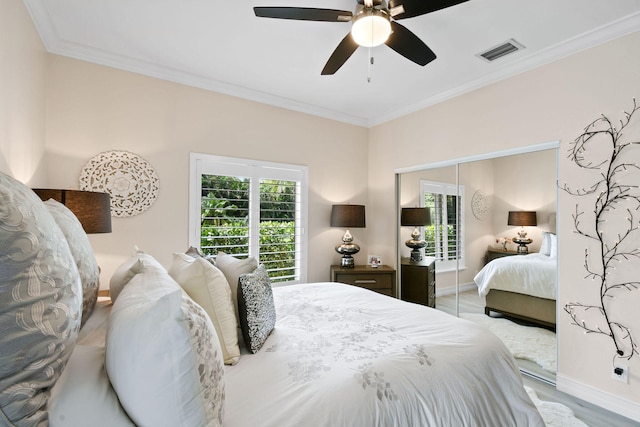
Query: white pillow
[
  {"left": 169, "top": 253, "right": 241, "bottom": 365},
  {"left": 106, "top": 266, "right": 225, "bottom": 427},
  {"left": 215, "top": 251, "right": 258, "bottom": 321},
  {"left": 539, "top": 232, "right": 553, "bottom": 256},
  {"left": 549, "top": 234, "right": 558, "bottom": 259},
  {"left": 108, "top": 249, "right": 164, "bottom": 302}
]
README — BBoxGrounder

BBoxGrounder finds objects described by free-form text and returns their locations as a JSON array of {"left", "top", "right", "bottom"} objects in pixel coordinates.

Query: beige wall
[
  {"left": 0, "top": 0, "right": 47, "bottom": 185},
  {"left": 370, "top": 30, "right": 640, "bottom": 419},
  {"left": 44, "top": 56, "right": 369, "bottom": 286}
]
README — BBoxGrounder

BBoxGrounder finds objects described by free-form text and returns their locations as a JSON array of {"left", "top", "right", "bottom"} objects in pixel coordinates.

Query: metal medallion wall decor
[
  {"left": 79, "top": 150, "right": 159, "bottom": 217},
  {"left": 562, "top": 98, "right": 640, "bottom": 362},
  {"left": 471, "top": 190, "right": 489, "bottom": 220}
]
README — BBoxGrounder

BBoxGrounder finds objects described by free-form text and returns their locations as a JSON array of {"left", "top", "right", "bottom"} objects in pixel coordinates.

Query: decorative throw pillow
[
  {"left": 45, "top": 199, "right": 101, "bottom": 326},
  {"left": 0, "top": 172, "right": 83, "bottom": 425},
  {"left": 237, "top": 264, "right": 276, "bottom": 353},
  {"left": 169, "top": 253, "right": 241, "bottom": 364},
  {"left": 108, "top": 248, "right": 164, "bottom": 302},
  {"left": 215, "top": 251, "right": 258, "bottom": 321},
  {"left": 106, "top": 265, "right": 225, "bottom": 427}
]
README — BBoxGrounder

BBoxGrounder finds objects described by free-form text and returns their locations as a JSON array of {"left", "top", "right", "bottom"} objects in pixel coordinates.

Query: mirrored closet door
[{"left": 396, "top": 142, "right": 559, "bottom": 384}]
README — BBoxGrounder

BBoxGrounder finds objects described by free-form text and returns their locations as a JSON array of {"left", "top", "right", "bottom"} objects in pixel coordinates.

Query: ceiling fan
[{"left": 254, "top": 0, "right": 469, "bottom": 75}]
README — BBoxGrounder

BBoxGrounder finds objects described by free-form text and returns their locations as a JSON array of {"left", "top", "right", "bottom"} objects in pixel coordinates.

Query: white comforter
[
  {"left": 474, "top": 253, "right": 557, "bottom": 300},
  {"left": 224, "top": 282, "right": 544, "bottom": 427}
]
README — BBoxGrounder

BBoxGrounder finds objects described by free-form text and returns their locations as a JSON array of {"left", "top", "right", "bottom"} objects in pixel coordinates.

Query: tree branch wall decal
[{"left": 562, "top": 98, "right": 640, "bottom": 361}]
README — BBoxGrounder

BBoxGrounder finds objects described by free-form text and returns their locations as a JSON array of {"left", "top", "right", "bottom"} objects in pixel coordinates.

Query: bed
[
  {"left": 474, "top": 242, "right": 557, "bottom": 329},
  {"left": 0, "top": 171, "right": 544, "bottom": 427}
]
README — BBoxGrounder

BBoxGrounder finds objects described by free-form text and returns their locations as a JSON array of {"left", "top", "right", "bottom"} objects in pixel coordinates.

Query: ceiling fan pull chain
[{"left": 367, "top": 46, "right": 373, "bottom": 83}]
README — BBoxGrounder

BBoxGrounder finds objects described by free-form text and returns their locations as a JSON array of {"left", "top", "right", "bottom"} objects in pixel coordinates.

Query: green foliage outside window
[{"left": 200, "top": 175, "right": 297, "bottom": 282}]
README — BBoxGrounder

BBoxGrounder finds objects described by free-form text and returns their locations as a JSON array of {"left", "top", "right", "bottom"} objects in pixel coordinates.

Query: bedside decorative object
[
  {"left": 32, "top": 189, "right": 112, "bottom": 234},
  {"left": 79, "top": 150, "right": 159, "bottom": 217},
  {"left": 401, "top": 207, "right": 431, "bottom": 262},
  {"left": 508, "top": 211, "right": 537, "bottom": 253},
  {"left": 471, "top": 190, "right": 489, "bottom": 220},
  {"left": 367, "top": 255, "right": 381, "bottom": 267},
  {"left": 495, "top": 237, "right": 510, "bottom": 251},
  {"left": 330, "top": 204, "right": 365, "bottom": 268}
]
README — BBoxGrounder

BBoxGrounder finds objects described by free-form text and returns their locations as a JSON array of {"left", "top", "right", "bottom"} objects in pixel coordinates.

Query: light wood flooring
[{"left": 437, "top": 290, "right": 638, "bottom": 427}]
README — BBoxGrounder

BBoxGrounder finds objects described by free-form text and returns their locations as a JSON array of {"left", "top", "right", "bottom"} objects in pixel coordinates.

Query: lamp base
[
  {"left": 340, "top": 255, "right": 355, "bottom": 268},
  {"left": 512, "top": 237, "right": 532, "bottom": 254},
  {"left": 335, "top": 242, "right": 360, "bottom": 269},
  {"left": 405, "top": 239, "right": 426, "bottom": 263},
  {"left": 409, "top": 248, "right": 423, "bottom": 263}
]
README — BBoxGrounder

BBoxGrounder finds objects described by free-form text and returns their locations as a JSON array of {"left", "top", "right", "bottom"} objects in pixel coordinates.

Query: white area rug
[
  {"left": 525, "top": 386, "right": 588, "bottom": 427},
  {"left": 460, "top": 313, "right": 557, "bottom": 373}
]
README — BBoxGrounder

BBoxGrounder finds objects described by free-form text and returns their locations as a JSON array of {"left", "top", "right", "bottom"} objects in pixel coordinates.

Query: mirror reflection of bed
[{"left": 397, "top": 143, "right": 558, "bottom": 384}]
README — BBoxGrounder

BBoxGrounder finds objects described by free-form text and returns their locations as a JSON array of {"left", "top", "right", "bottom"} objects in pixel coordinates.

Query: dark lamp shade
[
  {"left": 33, "top": 189, "right": 112, "bottom": 234},
  {"left": 330, "top": 204, "right": 366, "bottom": 228},
  {"left": 507, "top": 211, "right": 537, "bottom": 227},
  {"left": 401, "top": 207, "right": 431, "bottom": 226}
]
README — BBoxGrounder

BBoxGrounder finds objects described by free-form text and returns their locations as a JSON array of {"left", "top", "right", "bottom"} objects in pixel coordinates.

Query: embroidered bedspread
[{"left": 224, "top": 282, "right": 544, "bottom": 426}]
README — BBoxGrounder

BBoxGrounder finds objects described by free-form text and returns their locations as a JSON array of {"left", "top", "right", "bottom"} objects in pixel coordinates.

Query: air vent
[{"left": 478, "top": 39, "right": 524, "bottom": 62}]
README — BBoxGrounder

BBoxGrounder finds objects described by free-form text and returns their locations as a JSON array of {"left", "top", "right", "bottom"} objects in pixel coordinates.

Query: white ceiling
[{"left": 24, "top": 0, "right": 640, "bottom": 127}]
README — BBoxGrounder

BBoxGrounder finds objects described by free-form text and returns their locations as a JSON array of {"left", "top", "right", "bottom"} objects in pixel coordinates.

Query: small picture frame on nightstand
[{"left": 368, "top": 255, "right": 382, "bottom": 267}]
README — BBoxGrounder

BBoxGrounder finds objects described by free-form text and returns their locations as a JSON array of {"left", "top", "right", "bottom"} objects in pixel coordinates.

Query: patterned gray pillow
[
  {"left": 238, "top": 264, "right": 276, "bottom": 353},
  {"left": 0, "top": 172, "right": 82, "bottom": 425},
  {"left": 45, "top": 199, "right": 100, "bottom": 326}
]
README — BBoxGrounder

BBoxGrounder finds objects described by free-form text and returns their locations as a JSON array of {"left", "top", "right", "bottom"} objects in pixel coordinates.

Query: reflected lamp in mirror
[
  {"left": 508, "top": 210, "right": 536, "bottom": 253},
  {"left": 33, "top": 189, "right": 112, "bottom": 234},
  {"left": 330, "top": 204, "right": 365, "bottom": 268},
  {"left": 401, "top": 207, "right": 431, "bottom": 262}
]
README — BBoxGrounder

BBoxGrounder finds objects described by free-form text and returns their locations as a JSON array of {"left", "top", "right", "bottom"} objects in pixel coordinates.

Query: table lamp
[
  {"left": 508, "top": 210, "right": 536, "bottom": 253},
  {"left": 330, "top": 204, "right": 365, "bottom": 268},
  {"left": 401, "top": 207, "right": 431, "bottom": 262},
  {"left": 33, "top": 189, "right": 112, "bottom": 234}
]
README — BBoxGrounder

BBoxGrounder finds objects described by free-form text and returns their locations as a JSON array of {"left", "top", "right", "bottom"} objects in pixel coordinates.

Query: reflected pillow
[
  {"left": 549, "top": 234, "right": 558, "bottom": 259},
  {"left": 539, "top": 232, "right": 554, "bottom": 256}
]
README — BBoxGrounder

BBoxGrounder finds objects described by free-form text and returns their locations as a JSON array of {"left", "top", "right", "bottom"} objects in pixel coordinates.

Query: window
[
  {"left": 189, "top": 153, "right": 308, "bottom": 283},
  {"left": 420, "top": 180, "right": 465, "bottom": 271}
]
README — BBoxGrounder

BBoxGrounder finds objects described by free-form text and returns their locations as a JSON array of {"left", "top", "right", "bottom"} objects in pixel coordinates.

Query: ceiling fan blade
[
  {"left": 389, "top": 0, "right": 468, "bottom": 20},
  {"left": 321, "top": 33, "right": 359, "bottom": 75},
  {"left": 385, "top": 21, "right": 436, "bottom": 66},
  {"left": 254, "top": 7, "right": 352, "bottom": 22}
]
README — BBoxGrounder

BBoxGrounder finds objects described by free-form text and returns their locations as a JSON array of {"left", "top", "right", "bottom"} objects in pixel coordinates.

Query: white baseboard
[
  {"left": 556, "top": 374, "right": 640, "bottom": 422},
  {"left": 436, "top": 282, "right": 477, "bottom": 297}
]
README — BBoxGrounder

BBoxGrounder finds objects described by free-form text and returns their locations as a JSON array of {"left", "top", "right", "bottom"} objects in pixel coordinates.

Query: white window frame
[
  {"left": 420, "top": 180, "right": 465, "bottom": 271},
  {"left": 189, "top": 153, "right": 308, "bottom": 284}
]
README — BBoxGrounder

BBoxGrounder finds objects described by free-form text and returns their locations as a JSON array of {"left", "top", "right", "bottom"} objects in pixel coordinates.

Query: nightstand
[
  {"left": 400, "top": 257, "right": 436, "bottom": 308},
  {"left": 485, "top": 248, "right": 521, "bottom": 264},
  {"left": 330, "top": 265, "right": 396, "bottom": 297}
]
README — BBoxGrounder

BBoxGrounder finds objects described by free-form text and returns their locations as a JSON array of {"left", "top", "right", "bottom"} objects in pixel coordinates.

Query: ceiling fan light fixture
[{"left": 351, "top": 10, "right": 391, "bottom": 47}]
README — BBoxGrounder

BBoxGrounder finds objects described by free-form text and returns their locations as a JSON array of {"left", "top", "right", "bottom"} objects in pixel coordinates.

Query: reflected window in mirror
[{"left": 420, "top": 180, "right": 465, "bottom": 271}]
